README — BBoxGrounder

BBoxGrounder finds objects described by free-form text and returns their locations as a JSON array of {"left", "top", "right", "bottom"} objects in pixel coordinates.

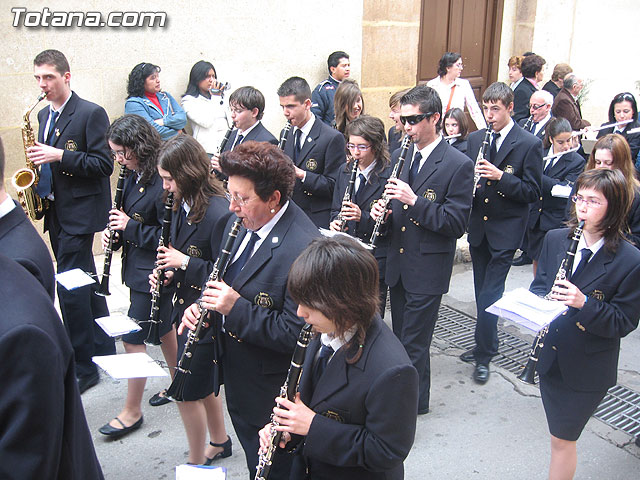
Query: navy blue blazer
[
  {"left": 467, "top": 124, "right": 542, "bottom": 250},
  {"left": 221, "top": 201, "right": 321, "bottom": 427},
  {"left": 282, "top": 118, "right": 346, "bottom": 227},
  {"left": 222, "top": 121, "right": 278, "bottom": 152},
  {"left": 0, "top": 200, "right": 55, "bottom": 299},
  {"left": 449, "top": 137, "right": 468, "bottom": 154},
  {"left": 387, "top": 127, "right": 403, "bottom": 155},
  {"left": 37, "top": 91, "right": 113, "bottom": 235},
  {"left": 111, "top": 172, "right": 165, "bottom": 293},
  {"left": 386, "top": 140, "right": 474, "bottom": 295},
  {"left": 330, "top": 162, "right": 392, "bottom": 260},
  {"left": 513, "top": 78, "right": 538, "bottom": 123},
  {"left": 532, "top": 228, "right": 640, "bottom": 391},
  {"left": 290, "top": 315, "right": 418, "bottom": 480},
  {"left": 528, "top": 151, "right": 585, "bottom": 231},
  {"left": 517, "top": 115, "right": 552, "bottom": 142},
  {"left": 0, "top": 254, "right": 104, "bottom": 479}
]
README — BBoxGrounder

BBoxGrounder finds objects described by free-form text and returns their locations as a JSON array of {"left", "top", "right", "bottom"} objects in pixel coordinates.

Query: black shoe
[
  {"left": 417, "top": 407, "right": 429, "bottom": 415},
  {"left": 99, "top": 416, "right": 143, "bottom": 439},
  {"left": 635, "top": 436, "right": 640, "bottom": 448},
  {"left": 473, "top": 363, "right": 490, "bottom": 384},
  {"left": 78, "top": 371, "right": 100, "bottom": 394},
  {"left": 149, "top": 389, "right": 171, "bottom": 407},
  {"left": 459, "top": 349, "right": 475, "bottom": 363},
  {"left": 512, "top": 254, "right": 533, "bottom": 266},
  {"left": 204, "top": 436, "right": 232, "bottom": 465}
]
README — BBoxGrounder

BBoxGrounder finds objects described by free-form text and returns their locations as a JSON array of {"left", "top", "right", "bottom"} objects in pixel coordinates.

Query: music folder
[{"left": 486, "top": 287, "right": 568, "bottom": 332}]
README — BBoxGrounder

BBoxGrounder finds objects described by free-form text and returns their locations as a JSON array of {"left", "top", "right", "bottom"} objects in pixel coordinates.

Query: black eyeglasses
[
  {"left": 400, "top": 113, "right": 434, "bottom": 125},
  {"left": 528, "top": 103, "right": 546, "bottom": 110}
]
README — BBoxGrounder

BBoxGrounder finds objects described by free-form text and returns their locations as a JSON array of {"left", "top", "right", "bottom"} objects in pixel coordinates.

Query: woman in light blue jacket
[{"left": 125, "top": 63, "right": 186, "bottom": 140}]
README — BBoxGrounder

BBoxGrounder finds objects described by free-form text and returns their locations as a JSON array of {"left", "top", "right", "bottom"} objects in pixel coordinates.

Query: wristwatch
[{"left": 180, "top": 255, "right": 190, "bottom": 271}]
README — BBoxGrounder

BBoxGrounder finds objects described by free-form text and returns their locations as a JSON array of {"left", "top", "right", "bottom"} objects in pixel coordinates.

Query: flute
[
  {"left": 443, "top": 133, "right": 461, "bottom": 140},
  {"left": 572, "top": 119, "right": 633, "bottom": 137},
  {"left": 542, "top": 146, "right": 580, "bottom": 162}
]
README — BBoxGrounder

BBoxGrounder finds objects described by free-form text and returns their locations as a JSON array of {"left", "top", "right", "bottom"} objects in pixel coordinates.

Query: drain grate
[{"left": 437, "top": 304, "right": 640, "bottom": 439}]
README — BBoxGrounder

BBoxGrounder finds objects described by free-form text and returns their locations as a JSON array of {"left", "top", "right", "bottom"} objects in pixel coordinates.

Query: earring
[{"left": 270, "top": 208, "right": 275, "bottom": 213}]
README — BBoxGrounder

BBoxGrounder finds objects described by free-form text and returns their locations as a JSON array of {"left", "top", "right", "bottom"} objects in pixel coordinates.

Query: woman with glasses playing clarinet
[
  {"left": 98, "top": 114, "right": 178, "bottom": 439},
  {"left": 531, "top": 168, "right": 640, "bottom": 480},
  {"left": 329, "top": 115, "right": 392, "bottom": 313},
  {"left": 151, "top": 135, "right": 233, "bottom": 465}
]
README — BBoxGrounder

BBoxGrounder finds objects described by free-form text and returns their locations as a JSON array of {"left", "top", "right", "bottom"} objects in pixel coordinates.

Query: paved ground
[{"left": 74, "top": 253, "right": 640, "bottom": 479}]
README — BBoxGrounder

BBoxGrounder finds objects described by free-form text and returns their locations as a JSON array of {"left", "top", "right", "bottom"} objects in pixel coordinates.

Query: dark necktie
[
  {"left": 35, "top": 110, "right": 59, "bottom": 198},
  {"left": 543, "top": 158, "right": 554, "bottom": 176},
  {"left": 489, "top": 132, "right": 501, "bottom": 164},
  {"left": 352, "top": 173, "right": 366, "bottom": 204},
  {"left": 293, "top": 129, "right": 303, "bottom": 163},
  {"left": 409, "top": 151, "right": 422, "bottom": 185},
  {"left": 232, "top": 133, "right": 244, "bottom": 150},
  {"left": 571, "top": 248, "right": 593, "bottom": 281},
  {"left": 530, "top": 121, "right": 538, "bottom": 133},
  {"left": 224, "top": 231, "right": 260, "bottom": 284},
  {"left": 176, "top": 205, "right": 187, "bottom": 232},
  {"left": 312, "top": 343, "right": 334, "bottom": 386}
]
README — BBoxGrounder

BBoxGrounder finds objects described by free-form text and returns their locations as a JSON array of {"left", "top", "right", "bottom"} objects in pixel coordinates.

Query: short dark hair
[
  {"left": 157, "top": 135, "right": 224, "bottom": 223},
  {"left": 220, "top": 141, "right": 295, "bottom": 205},
  {"left": 568, "top": 168, "right": 632, "bottom": 251},
  {"left": 33, "top": 49, "right": 70, "bottom": 75},
  {"left": 346, "top": 115, "right": 390, "bottom": 173},
  {"left": 334, "top": 79, "right": 364, "bottom": 136},
  {"left": 437, "top": 52, "right": 462, "bottom": 77},
  {"left": 0, "top": 137, "right": 5, "bottom": 182},
  {"left": 288, "top": 235, "right": 379, "bottom": 363},
  {"left": 183, "top": 60, "right": 217, "bottom": 98},
  {"left": 551, "top": 63, "right": 572, "bottom": 82},
  {"left": 229, "top": 86, "right": 266, "bottom": 120},
  {"left": 127, "top": 62, "right": 161, "bottom": 98},
  {"left": 608, "top": 92, "right": 638, "bottom": 123},
  {"left": 400, "top": 85, "right": 443, "bottom": 132},
  {"left": 442, "top": 107, "right": 469, "bottom": 139},
  {"left": 106, "top": 114, "right": 162, "bottom": 185},
  {"left": 482, "top": 82, "right": 514, "bottom": 108},
  {"left": 277, "top": 76, "right": 312, "bottom": 103},
  {"left": 328, "top": 51, "right": 349, "bottom": 74},
  {"left": 521, "top": 54, "right": 546, "bottom": 78}
]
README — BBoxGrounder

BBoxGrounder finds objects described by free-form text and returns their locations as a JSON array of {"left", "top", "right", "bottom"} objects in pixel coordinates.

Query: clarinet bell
[
  {"left": 95, "top": 273, "right": 110, "bottom": 296},
  {"left": 166, "top": 372, "right": 187, "bottom": 402},
  {"left": 144, "top": 320, "right": 162, "bottom": 346},
  {"left": 517, "top": 362, "right": 537, "bottom": 385}
]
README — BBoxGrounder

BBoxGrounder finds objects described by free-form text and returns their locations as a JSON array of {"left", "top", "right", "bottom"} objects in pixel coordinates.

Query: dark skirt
[
  {"left": 539, "top": 361, "right": 607, "bottom": 441},
  {"left": 176, "top": 325, "right": 219, "bottom": 401},
  {"left": 122, "top": 289, "right": 173, "bottom": 345},
  {"left": 527, "top": 226, "right": 547, "bottom": 261}
]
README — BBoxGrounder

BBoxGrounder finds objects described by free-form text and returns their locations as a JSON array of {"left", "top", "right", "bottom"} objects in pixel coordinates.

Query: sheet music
[
  {"left": 176, "top": 464, "right": 226, "bottom": 479},
  {"left": 486, "top": 288, "right": 568, "bottom": 331},
  {"left": 93, "top": 353, "right": 168, "bottom": 379},
  {"left": 55, "top": 268, "right": 96, "bottom": 290},
  {"left": 95, "top": 315, "right": 142, "bottom": 337}
]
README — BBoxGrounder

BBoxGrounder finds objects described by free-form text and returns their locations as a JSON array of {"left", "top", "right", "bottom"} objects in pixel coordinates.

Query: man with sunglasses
[
  {"left": 459, "top": 82, "right": 542, "bottom": 384},
  {"left": 518, "top": 90, "right": 554, "bottom": 141},
  {"left": 371, "top": 85, "right": 473, "bottom": 414}
]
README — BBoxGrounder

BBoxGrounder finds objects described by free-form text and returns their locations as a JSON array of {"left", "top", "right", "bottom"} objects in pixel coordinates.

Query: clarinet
[
  {"left": 145, "top": 192, "right": 174, "bottom": 346},
  {"left": 517, "top": 220, "right": 585, "bottom": 385},
  {"left": 166, "top": 217, "right": 243, "bottom": 402},
  {"left": 472, "top": 124, "right": 493, "bottom": 198},
  {"left": 212, "top": 125, "right": 234, "bottom": 178},
  {"left": 522, "top": 114, "right": 534, "bottom": 132},
  {"left": 255, "top": 323, "right": 313, "bottom": 480},
  {"left": 336, "top": 156, "right": 359, "bottom": 232},
  {"left": 278, "top": 122, "right": 292, "bottom": 150},
  {"left": 96, "top": 164, "right": 127, "bottom": 296},
  {"left": 368, "top": 135, "right": 412, "bottom": 248}
]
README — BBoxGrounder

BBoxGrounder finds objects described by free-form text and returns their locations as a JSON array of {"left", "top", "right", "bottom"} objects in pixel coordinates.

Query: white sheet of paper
[
  {"left": 319, "top": 228, "right": 373, "bottom": 249},
  {"left": 95, "top": 315, "right": 142, "bottom": 337},
  {"left": 93, "top": 353, "right": 168, "bottom": 379},
  {"left": 551, "top": 183, "right": 572, "bottom": 198},
  {"left": 176, "top": 464, "right": 226, "bottom": 480},
  {"left": 55, "top": 268, "right": 96, "bottom": 290},
  {"left": 486, "top": 287, "right": 568, "bottom": 331}
]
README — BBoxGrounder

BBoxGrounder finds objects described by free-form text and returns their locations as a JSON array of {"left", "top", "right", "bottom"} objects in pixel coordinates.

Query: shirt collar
[
  {"left": 238, "top": 120, "right": 260, "bottom": 137},
  {"left": 320, "top": 325, "right": 356, "bottom": 353},
  {"left": 357, "top": 159, "right": 377, "bottom": 182},
  {"left": 416, "top": 135, "right": 443, "bottom": 162},
  {"left": 253, "top": 200, "right": 289, "bottom": 241},
  {"left": 296, "top": 113, "right": 315, "bottom": 138},
  {"left": 0, "top": 195, "right": 16, "bottom": 219},
  {"left": 50, "top": 91, "right": 72, "bottom": 116},
  {"left": 576, "top": 234, "right": 604, "bottom": 260}
]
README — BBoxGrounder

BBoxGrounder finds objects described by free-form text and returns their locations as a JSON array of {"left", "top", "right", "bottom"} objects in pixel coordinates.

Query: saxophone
[
  {"left": 255, "top": 323, "right": 313, "bottom": 480},
  {"left": 11, "top": 92, "right": 48, "bottom": 220}
]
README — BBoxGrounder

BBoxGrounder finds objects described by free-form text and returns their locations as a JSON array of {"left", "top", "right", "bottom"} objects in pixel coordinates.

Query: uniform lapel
[
  {"left": 123, "top": 174, "right": 147, "bottom": 213},
  {"left": 573, "top": 247, "right": 612, "bottom": 293},
  {"left": 48, "top": 92, "right": 78, "bottom": 148},
  {"left": 493, "top": 126, "right": 517, "bottom": 169},
  {"left": 411, "top": 139, "right": 446, "bottom": 190},
  {"left": 297, "top": 120, "right": 320, "bottom": 165}
]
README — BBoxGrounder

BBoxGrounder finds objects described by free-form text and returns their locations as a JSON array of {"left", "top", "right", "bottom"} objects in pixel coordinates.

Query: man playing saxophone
[{"left": 26, "top": 49, "right": 114, "bottom": 394}]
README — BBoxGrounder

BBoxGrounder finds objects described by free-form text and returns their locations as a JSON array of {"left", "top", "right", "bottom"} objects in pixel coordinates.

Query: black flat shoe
[
  {"left": 78, "top": 371, "right": 100, "bottom": 394},
  {"left": 459, "top": 349, "right": 475, "bottom": 363},
  {"left": 99, "top": 416, "right": 143, "bottom": 439},
  {"left": 149, "top": 389, "right": 171, "bottom": 406},
  {"left": 204, "top": 436, "right": 232, "bottom": 465},
  {"left": 473, "top": 363, "right": 490, "bottom": 384}
]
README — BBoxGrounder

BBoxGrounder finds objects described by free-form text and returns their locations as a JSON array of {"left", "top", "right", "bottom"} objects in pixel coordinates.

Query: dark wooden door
[{"left": 417, "top": 0, "right": 504, "bottom": 126}]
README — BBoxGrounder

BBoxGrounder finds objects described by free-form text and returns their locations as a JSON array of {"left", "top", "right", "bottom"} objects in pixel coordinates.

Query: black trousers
[
  {"left": 469, "top": 235, "right": 515, "bottom": 365},
  {"left": 46, "top": 204, "right": 114, "bottom": 377},
  {"left": 389, "top": 279, "right": 441, "bottom": 412}
]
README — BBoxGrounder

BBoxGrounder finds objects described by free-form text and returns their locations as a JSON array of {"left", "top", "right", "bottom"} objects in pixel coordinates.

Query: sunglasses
[{"left": 400, "top": 113, "right": 434, "bottom": 125}]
